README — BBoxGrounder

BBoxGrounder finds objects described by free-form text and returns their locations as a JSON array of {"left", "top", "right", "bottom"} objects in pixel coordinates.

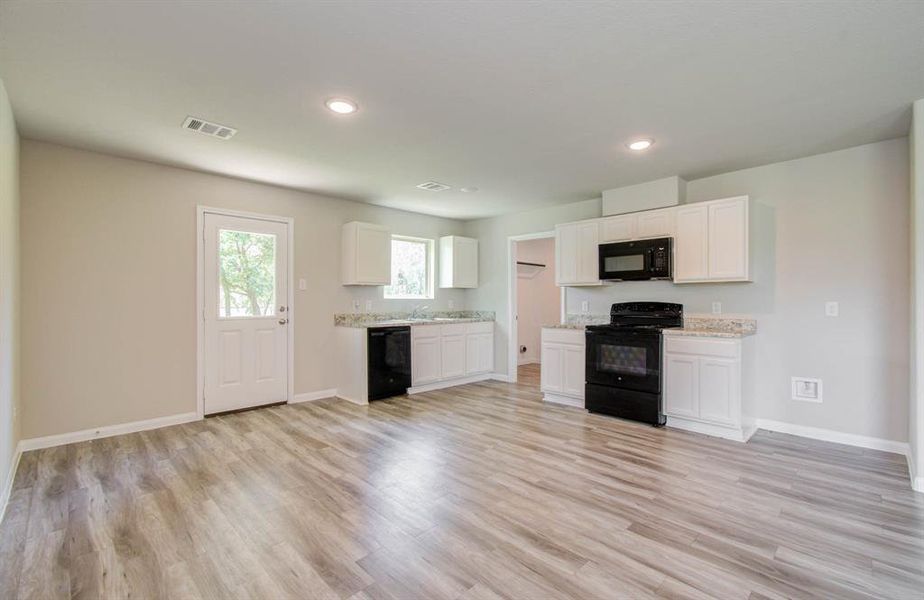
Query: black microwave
[{"left": 598, "top": 237, "right": 672, "bottom": 281}]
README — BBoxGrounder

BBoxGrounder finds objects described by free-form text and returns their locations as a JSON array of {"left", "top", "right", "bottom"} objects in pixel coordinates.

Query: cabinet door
[
  {"left": 356, "top": 224, "right": 391, "bottom": 284},
  {"left": 465, "top": 332, "right": 492, "bottom": 375},
  {"left": 455, "top": 237, "right": 479, "bottom": 288},
  {"left": 562, "top": 345, "right": 586, "bottom": 398},
  {"left": 540, "top": 343, "right": 563, "bottom": 392},
  {"left": 412, "top": 336, "right": 441, "bottom": 385},
  {"left": 555, "top": 225, "right": 578, "bottom": 285},
  {"left": 708, "top": 198, "right": 748, "bottom": 280},
  {"left": 637, "top": 209, "right": 675, "bottom": 239},
  {"left": 664, "top": 353, "right": 699, "bottom": 418},
  {"left": 556, "top": 222, "right": 600, "bottom": 286},
  {"left": 698, "top": 358, "right": 739, "bottom": 426},
  {"left": 673, "top": 205, "right": 709, "bottom": 282},
  {"left": 600, "top": 215, "right": 637, "bottom": 243},
  {"left": 440, "top": 333, "right": 466, "bottom": 379}
]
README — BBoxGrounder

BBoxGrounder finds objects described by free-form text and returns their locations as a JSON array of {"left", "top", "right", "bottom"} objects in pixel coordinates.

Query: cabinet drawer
[
  {"left": 665, "top": 337, "right": 739, "bottom": 359},
  {"left": 541, "top": 328, "right": 585, "bottom": 346},
  {"left": 411, "top": 325, "right": 440, "bottom": 340},
  {"left": 440, "top": 323, "right": 467, "bottom": 337},
  {"left": 466, "top": 321, "right": 494, "bottom": 335}
]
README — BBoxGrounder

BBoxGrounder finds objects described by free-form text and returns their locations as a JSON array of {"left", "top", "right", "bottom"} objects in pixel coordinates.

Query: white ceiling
[{"left": 2, "top": 1, "right": 923, "bottom": 220}]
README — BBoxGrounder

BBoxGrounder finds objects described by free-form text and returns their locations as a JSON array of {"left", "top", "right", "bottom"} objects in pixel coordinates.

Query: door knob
[
  {"left": 278, "top": 318, "right": 289, "bottom": 325},
  {"left": 279, "top": 306, "right": 287, "bottom": 312}
]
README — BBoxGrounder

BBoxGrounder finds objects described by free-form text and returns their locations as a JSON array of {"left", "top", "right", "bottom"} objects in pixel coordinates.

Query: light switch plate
[
  {"left": 365, "top": 300, "right": 373, "bottom": 311},
  {"left": 352, "top": 300, "right": 361, "bottom": 311},
  {"left": 581, "top": 300, "right": 589, "bottom": 313},
  {"left": 792, "top": 377, "right": 823, "bottom": 402},
  {"left": 448, "top": 299, "right": 455, "bottom": 309},
  {"left": 298, "top": 278, "right": 307, "bottom": 291},
  {"left": 825, "top": 301, "right": 839, "bottom": 317},
  {"left": 712, "top": 301, "right": 722, "bottom": 314}
]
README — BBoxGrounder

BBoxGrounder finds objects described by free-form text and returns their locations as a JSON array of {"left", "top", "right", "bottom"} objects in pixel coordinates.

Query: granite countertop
[
  {"left": 335, "top": 311, "right": 495, "bottom": 328},
  {"left": 542, "top": 314, "right": 756, "bottom": 337},
  {"left": 663, "top": 315, "right": 757, "bottom": 338}
]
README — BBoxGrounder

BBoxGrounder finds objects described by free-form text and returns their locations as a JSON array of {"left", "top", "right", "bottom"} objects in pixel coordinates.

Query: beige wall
[
  {"left": 0, "top": 79, "right": 20, "bottom": 496},
  {"left": 20, "top": 141, "right": 468, "bottom": 439},
  {"left": 516, "top": 237, "right": 558, "bottom": 364},
  {"left": 467, "top": 138, "right": 910, "bottom": 444}
]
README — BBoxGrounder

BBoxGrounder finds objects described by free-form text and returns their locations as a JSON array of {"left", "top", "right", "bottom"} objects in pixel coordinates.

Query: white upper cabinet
[
  {"left": 707, "top": 197, "right": 749, "bottom": 281},
  {"left": 555, "top": 221, "right": 601, "bottom": 286},
  {"left": 673, "top": 205, "right": 710, "bottom": 282},
  {"left": 439, "top": 235, "right": 479, "bottom": 288},
  {"left": 342, "top": 221, "right": 391, "bottom": 285},
  {"left": 636, "top": 208, "right": 675, "bottom": 239},
  {"left": 599, "top": 214, "right": 637, "bottom": 243}
]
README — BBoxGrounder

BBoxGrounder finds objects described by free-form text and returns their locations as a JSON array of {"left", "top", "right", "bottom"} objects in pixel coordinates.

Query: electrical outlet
[
  {"left": 448, "top": 299, "right": 455, "bottom": 310},
  {"left": 825, "top": 301, "right": 839, "bottom": 317},
  {"left": 298, "top": 278, "right": 307, "bottom": 291},
  {"left": 792, "top": 377, "right": 823, "bottom": 402},
  {"left": 581, "top": 300, "right": 589, "bottom": 313},
  {"left": 365, "top": 300, "right": 373, "bottom": 311},
  {"left": 352, "top": 300, "right": 361, "bottom": 311},
  {"left": 712, "top": 301, "right": 722, "bottom": 314}
]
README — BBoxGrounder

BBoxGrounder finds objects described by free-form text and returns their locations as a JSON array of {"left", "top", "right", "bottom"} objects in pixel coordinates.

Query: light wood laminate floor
[{"left": 1, "top": 368, "right": 921, "bottom": 599}]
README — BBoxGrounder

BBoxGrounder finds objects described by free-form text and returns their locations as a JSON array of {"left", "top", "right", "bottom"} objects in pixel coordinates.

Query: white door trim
[
  {"left": 507, "top": 230, "right": 560, "bottom": 384},
  {"left": 196, "top": 205, "right": 295, "bottom": 418}
]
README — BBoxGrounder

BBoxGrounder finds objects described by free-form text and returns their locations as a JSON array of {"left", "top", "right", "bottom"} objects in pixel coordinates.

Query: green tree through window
[{"left": 218, "top": 229, "right": 276, "bottom": 317}]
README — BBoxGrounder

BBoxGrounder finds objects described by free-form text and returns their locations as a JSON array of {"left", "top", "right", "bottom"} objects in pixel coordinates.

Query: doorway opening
[{"left": 507, "top": 232, "right": 563, "bottom": 387}]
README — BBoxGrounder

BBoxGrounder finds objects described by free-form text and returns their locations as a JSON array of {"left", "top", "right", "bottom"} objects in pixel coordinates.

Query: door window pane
[{"left": 218, "top": 229, "right": 276, "bottom": 317}]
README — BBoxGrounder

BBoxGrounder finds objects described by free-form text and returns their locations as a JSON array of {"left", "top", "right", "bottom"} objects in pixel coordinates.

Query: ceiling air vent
[
  {"left": 416, "top": 181, "right": 451, "bottom": 192},
  {"left": 182, "top": 116, "right": 237, "bottom": 140}
]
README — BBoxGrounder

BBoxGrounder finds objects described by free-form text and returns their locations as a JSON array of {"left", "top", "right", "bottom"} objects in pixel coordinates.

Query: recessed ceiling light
[
  {"left": 325, "top": 98, "right": 358, "bottom": 114},
  {"left": 460, "top": 187, "right": 479, "bottom": 193},
  {"left": 627, "top": 139, "right": 653, "bottom": 151}
]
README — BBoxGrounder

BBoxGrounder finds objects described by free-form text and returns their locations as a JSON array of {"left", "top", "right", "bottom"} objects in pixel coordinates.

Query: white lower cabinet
[
  {"left": 663, "top": 335, "right": 754, "bottom": 441},
  {"left": 540, "top": 328, "right": 585, "bottom": 407},
  {"left": 411, "top": 322, "right": 494, "bottom": 389}
]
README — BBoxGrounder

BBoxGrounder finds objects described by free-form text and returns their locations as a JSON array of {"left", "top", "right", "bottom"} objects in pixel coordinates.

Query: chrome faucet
[{"left": 409, "top": 304, "right": 430, "bottom": 320}]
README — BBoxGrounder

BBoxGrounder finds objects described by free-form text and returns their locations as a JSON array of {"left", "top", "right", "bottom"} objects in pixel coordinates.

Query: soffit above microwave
[{"left": 602, "top": 176, "right": 686, "bottom": 217}]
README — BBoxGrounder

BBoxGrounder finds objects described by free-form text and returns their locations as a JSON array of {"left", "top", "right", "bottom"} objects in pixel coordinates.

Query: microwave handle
[{"left": 646, "top": 247, "right": 656, "bottom": 272}]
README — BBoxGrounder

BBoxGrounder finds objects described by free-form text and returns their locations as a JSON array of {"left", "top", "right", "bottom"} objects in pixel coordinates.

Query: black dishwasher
[{"left": 367, "top": 326, "right": 412, "bottom": 400}]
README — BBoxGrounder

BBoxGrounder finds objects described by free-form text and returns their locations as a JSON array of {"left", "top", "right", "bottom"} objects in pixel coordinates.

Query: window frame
[{"left": 383, "top": 235, "right": 435, "bottom": 300}]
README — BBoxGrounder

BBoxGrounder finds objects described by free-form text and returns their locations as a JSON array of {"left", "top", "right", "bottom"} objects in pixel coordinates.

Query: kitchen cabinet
[
  {"left": 662, "top": 334, "right": 755, "bottom": 441},
  {"left": 465, "top": 322, "right": 494, "bottom": 375},
  {"left": 342, "top": 221, "right": 391, "bottom": 285},
  {"left": 439, "top": 324, "right": 466, "bottom": 379},
  {"left": 411, "top": 322, "right": 494, "bottom": 389},
  {"left": 636, "top": 208, "right": 675, "bottom": 239},
  {"left": 707, "top": 197, "right": 749, "bottom": 281},
  {"left": 540, "top": 327, "right": 585, "bottom": 407},
  {"left": 411, "top": 327, "right": 441, "bottom": 385},
  {"left": 674, "top": 196, "right": 749, "bottom": 283},
  {"left": 599, "top": 214, "right": 637, "bottom": 243},
  {"left": 673, "top": 205, "right": 710, "bottom": 282},
  {"left": 555, "top": 221, "right": 601, "bottom": 286},
  {"left": 439, "top": 236, "right": 479, "bottom": 288}
]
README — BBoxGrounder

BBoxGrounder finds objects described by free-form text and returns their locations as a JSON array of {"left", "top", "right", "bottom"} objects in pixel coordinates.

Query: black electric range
[{"left": 584, "top": 302, "right": 683, "bottom": 426}]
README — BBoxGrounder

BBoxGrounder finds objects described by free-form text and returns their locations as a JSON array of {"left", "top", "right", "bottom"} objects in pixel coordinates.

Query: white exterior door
[{"left": 203, "top": 213, "right": 289, "bottom": 415}]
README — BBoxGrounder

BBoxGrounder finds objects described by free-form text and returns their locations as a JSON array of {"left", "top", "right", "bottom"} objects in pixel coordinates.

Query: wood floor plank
[{"left": 1, "top": 364, "right": 921, "bottom": 599}]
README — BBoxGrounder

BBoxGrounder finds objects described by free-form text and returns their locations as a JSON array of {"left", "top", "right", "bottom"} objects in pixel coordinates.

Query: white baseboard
[
  {"left": 490, "top": 372, "right": 513, "bottom": 383},
  {"left": 18, "top": 412, "right": 202, "bottom": 452},
  {"left": 667, "top": 416, "right": 754, "bottom": 443},
  {"left": 335, "top": 394, "right": 368, "bottom": 406},
  {"left": 907, "top": 450, "right": 924, "bottom": 493},
  {"left": 0, "top": 443, "right": 23, "bottom": 526},
  {"left": 542, "top": 393, "right": 584, "bottom": 408},
  {"left": 408, "top": 373, "right": 493, "bottom": 395},
  {"left": 290, "top": 388, "right": 338, "bottom": 404},
  {"left": 754, "top": 418, "right": 909, "bottom": 455}
]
